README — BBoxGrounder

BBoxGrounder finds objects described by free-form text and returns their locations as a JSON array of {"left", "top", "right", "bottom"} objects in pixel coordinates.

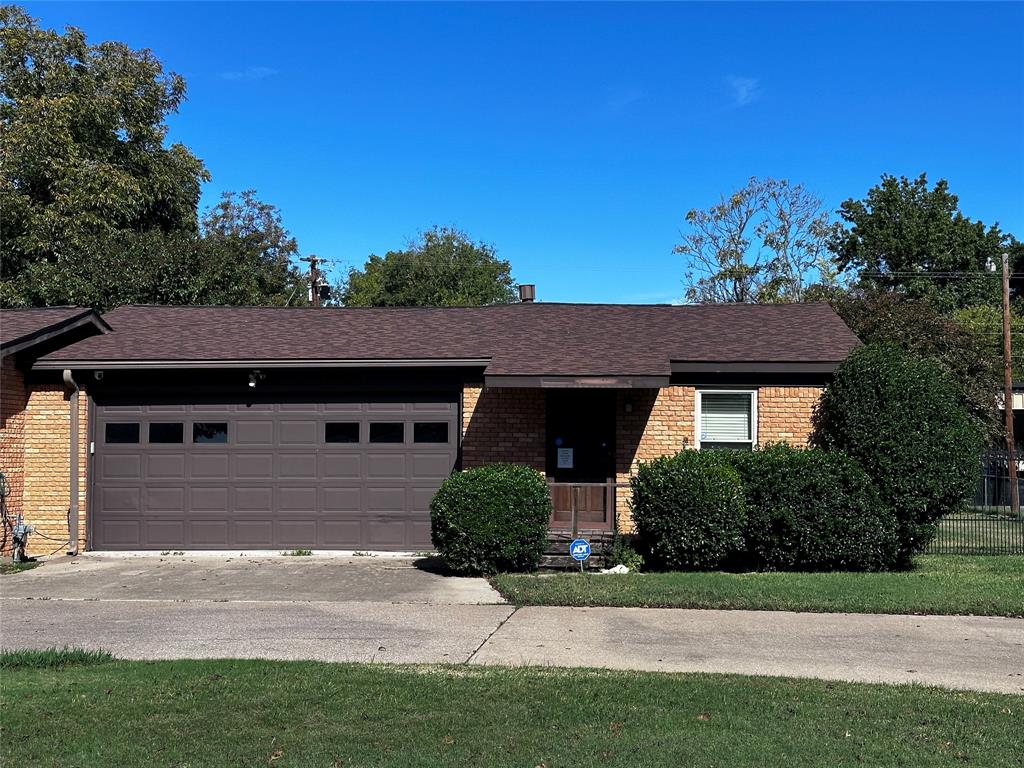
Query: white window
[{"left": 696, "top": 390, "right": 757, "bottom": 450}]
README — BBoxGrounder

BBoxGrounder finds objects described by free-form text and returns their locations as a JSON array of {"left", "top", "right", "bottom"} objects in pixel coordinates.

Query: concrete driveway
[
  {"left": 0, "top": 553, "right": 502, "bottom": 604},
  {"left": 2, "top": 555, "right": 1022, "bottom": 694}
]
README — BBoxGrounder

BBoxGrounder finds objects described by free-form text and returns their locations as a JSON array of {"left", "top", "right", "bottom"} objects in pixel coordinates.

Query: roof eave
[
  {"left": 32, "top": 357, "right": 491, "bottom": 371},
  {"left": 1, "top": 310, "right": 111, "bottom": 358},
  {"left": 670, "top": 361, "right": 844, "bottom": 374}
]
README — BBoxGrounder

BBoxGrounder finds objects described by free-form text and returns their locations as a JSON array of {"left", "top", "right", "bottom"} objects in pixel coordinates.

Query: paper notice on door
[{"left": 557, "top": 447, "right": 574, "bottom": 469}]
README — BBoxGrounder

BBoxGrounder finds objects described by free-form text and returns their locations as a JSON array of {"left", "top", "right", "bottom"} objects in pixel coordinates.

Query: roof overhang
[
  {"left": 32, "top": 357, "right": 491, "bottom": 371},
  {"left": 671, "top": 361, "right": 842, "bottom": 374},
  {"left": 2, "top": 311, "right": 111, "bottom": 358},
  {"left": 485, "top": 374, "right": 670, "bottom": 389}
]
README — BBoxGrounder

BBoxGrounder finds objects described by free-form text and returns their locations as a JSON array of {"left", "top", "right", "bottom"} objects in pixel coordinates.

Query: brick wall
[
  {"left": 757, "top": 386, "right": 822, "bottom": 447},
  {"left": 1, "top": 356, "right": 27, "bottom": 554},
  {"left": 461, "top": 385, "right": 545, "bottom": 471},
  {"left": 20, "top": 379, "right": 88, "bottom": 557}
]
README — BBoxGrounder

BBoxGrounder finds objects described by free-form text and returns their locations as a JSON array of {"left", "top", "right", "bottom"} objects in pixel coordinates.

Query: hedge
[
  {"left": 630, "top": 451, "right": 745, "bottom": 570},
  {"left": 813, "top": 343, "right": 985, "bottom": 563},
  {"left": 430, "top": 463, "right": 551, "bottom": 575},
  {"left": 728, "top": 444, "right": 900, "bottom": 571}
]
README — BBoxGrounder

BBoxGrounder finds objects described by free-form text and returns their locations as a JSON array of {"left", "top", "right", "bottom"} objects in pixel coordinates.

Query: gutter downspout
[{"left": 62, "top": 370, "right": 79, "bottom": 556}]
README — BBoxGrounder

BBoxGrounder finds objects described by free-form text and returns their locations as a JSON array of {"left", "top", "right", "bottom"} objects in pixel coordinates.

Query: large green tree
[
  {"left": 0, "top": 5, "right": 209, "bottom": 304},
  {"left": 675, "top": 177, "right": 843, "bottom": 304},
  {"left": 342, "top": 226, "right": 517, "bottom": 307},
  {"left": 833, "top": 173, "right": 1022, "bottom": 310}
]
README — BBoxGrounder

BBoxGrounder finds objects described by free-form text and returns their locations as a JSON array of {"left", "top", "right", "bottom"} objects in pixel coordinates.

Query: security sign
[{"left": 569, "top": 538, "right": 591, "bottom": 562}]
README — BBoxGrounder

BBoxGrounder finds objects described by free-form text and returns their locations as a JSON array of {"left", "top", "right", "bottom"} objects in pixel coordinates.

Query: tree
[
  {"left": 0, "top": 5, "right": 209, "bottom": 304},
  {"left": 10, "top": 193, "right": 309, "bottom": 312},
  {"left": 813, "top": 344, "right": 985, "bottom": 564},
  {"left": 675, "top": 177, "right": 843, "bottom": 304},
  {"left": 833, "top": 173, "right": 1020, "bottom": 310},
  {"left": 831, "top": 288, "right": 1002, "bottom": 436},
  {"left": 342, "top": 226, "right": 517, "bottom": 307}
]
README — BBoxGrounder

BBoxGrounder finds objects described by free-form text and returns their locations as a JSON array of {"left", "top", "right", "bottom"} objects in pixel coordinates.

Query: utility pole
[
  {"left": 1001, "top": 252, "right": 1019, "bottom": 516},
  {"left": 301, "top": 255, "right": 323, "bottom": 308}
]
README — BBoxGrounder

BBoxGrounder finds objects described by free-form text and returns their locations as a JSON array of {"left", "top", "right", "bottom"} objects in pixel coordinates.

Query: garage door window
[
  {"left": 325, "top": 422, "right": 360, "bottom": 443},
  {"left": 414, "top": 422, "right": 449, "bottom": 443},
  {"left": 149, "top": 423, "right": 184, "bottom": 443},
  {"left": 369, "top": 422, "right": 404, "bottom": 443},
  {"left": 193, "top": 422, "right": 228, "bottom": 444},
  {"left": 105, "top": 423, "right": 139, "bottom": 443}
]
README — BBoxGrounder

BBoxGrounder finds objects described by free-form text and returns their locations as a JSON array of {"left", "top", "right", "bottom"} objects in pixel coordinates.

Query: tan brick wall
[
  {"left": 757, "top": 386, "right": 822, "bottom": 447},
  {"left": 1, "top": 355, "right": 28, "bottom": 554},
  {"left": 462, "top": 385, "right": 545, "bottom": 471},
  {"left": 21, "top": 379, "right": 88, "bottom": 556}
]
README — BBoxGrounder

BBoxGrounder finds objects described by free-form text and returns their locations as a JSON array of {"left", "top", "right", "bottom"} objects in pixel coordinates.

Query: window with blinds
[{"left": 699, "top": 391, "right": 754, "bottom": 449}]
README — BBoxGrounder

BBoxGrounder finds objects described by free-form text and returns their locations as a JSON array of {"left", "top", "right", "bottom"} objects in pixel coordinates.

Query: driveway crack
[{"left": 466, "top": 606, "right": 517, "bottom": 664}]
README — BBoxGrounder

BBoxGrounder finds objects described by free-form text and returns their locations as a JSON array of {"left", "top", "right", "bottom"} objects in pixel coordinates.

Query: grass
[
  {"left": 0, "top": 647, "right": 113, "bottom": 670},
  {"left": 0, "top": 559, "right": 39, "bottom": 575},
  {"left": 1, "top": 657, "right": 1021, "bottom": 767},
  {"left": 492, "top": 556, "right": 1024, "bottom": 617},
  {"left": 281, "top": 548, "right": 313, "bottom": 556}
]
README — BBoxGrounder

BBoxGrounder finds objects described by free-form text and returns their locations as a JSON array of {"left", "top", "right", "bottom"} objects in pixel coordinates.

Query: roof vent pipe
[{"left": 518, "top": 284, "right": 536, "bottom": 303}]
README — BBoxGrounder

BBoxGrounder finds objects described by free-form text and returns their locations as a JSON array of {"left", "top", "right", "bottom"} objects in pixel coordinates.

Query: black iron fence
[{"left": 924, "top": 451, "right": 1024, "bottom": 555}]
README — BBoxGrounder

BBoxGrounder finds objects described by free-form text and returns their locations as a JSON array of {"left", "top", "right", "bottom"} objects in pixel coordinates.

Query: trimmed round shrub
[
  {"left": 630, "top": 451, "right": 745, "bottom": 570},
  {"left": 430, "top": 463, "right": 551, "bottom": 575},
  {"left": 728, "top": 444, "right": 899, "bottom": 571},
  {"left": 813, "top": 343, "right": 985, "bottom": 563}
]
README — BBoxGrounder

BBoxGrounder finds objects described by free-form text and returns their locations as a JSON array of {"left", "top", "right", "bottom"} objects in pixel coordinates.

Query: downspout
[{"left": 62, "top": 370, "right": 79, "bottom": 556}]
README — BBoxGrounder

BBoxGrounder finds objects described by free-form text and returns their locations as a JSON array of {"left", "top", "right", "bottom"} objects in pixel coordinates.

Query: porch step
[{"left": 542, "top": 530, "right": 616, "bottom": 570}]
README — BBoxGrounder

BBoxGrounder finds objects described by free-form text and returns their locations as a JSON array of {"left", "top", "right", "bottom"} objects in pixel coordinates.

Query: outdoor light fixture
[{"left": 248, "top": 370, "right": 264, "bottom": 388}]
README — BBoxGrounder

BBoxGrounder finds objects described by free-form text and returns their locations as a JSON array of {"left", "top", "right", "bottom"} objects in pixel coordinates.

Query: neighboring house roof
[
  {"left": 0, "top": 307, "right": 110, "bottom": 358},
  {"left": 33, "top": 303, "right": 860, "bottom": 383}
]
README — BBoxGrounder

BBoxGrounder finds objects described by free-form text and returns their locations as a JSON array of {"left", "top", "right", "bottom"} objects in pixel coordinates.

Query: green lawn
[
  {"left": 2, "top": 653, "right": 1021, "bottom": 767},
  {"left": 492, "top": 556, "right": 1024, "bottom": 616}
]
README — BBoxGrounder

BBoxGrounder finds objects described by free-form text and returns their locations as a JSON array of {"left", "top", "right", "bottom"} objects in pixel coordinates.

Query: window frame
[{"left": 694, "top": 389, "right": 758, "bottom": 450}]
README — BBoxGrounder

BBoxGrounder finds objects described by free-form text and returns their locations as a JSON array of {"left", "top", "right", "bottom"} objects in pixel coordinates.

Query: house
[
  {"left": 0, "top": 298, "right": 859, "bottom": 555},
  {"left": 1, "top": 308, "right": 110, "bottom": 555}
]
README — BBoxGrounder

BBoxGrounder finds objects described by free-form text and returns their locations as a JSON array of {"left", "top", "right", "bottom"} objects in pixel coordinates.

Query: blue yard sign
[{"left": 569, "top": 538, "right": 591, "bottom": 562}]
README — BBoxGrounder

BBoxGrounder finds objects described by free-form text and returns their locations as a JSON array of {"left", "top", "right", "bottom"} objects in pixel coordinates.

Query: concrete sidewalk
[{"left": 2, "top": 597, "right": 1021, "bottom": 694}]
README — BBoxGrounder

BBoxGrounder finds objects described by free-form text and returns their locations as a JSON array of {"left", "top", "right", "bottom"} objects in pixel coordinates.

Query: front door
[{"left": 546, "top": 390, "right": 615, "bottom": 530}]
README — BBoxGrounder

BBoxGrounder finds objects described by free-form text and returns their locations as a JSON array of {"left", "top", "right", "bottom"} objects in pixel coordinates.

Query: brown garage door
[{"left": 91, "top": 394, "right": 458, "bottom": 550}]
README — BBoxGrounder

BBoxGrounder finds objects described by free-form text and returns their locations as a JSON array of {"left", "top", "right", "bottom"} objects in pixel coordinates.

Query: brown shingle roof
[
  {"left": 1, "top": 307, "right": 108, "bottom": 355},
  {"left": 34, "top": 303, "right": 859, "bottom": 377}
]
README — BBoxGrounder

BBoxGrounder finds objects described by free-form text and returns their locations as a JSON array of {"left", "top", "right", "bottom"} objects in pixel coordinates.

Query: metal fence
[{"left": 924, "top": 451, "right": 1024, "bottom": 555}]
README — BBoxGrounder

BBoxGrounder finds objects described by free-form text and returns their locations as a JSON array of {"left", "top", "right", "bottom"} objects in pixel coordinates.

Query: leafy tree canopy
[
  {"left": 341, "top": 226, "right": 518, "bottom": 307},
  {"left": 0, "top": 5, "right": 208, "bottom": 290},
  {"left": 833, "top": 173, "right": 1022, "bottom": 310},
  {"left": 675, "top": 177, "right": 843, "bottom": 304}
]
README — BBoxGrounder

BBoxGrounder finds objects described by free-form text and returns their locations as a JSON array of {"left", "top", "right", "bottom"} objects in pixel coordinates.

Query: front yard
[
  {"left": 1, "top": 653, "right": 1020, "bottom": 767},
  {"left": 492, "top": 556, "right": 1024, "bottom": 617}
]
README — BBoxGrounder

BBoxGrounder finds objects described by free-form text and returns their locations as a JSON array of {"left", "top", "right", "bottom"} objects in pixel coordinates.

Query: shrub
[
  {"left": 430, "top": 464, "right": 551, "bottom": 575},
  {"left": 728, "top": 445, "right": 900, "bottom": 571},
  {"left": 603, "top": 533, "right": 645, "bottom": 572},
  {"left": 813, "top": 343, "right": 985, "bottom": 563},
  {"left": 630, "top": 451, "right": 745, "bottom": 570}
]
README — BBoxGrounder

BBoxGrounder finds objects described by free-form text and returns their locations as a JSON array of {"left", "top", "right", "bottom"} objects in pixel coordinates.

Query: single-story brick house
[{"left": 0, "top": 299, "right": 859, "bottom": 556}]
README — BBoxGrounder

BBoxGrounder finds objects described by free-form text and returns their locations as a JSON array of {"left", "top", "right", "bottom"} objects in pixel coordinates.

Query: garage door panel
[
  {"left": 235, "top": 486, "right": 273, "bottom": 512},
  {"left": 235, "top": 421, "right": 274, "bottom": 445},
  {"left": 322, "top": 453, "right": 361, "bottom": 480},
  {"left": 280, "top": 420, "right": 317, "bottom": 444},
  {"left": 279, "top": 453, "right": 317, "bottom": 479},
  {"left": 323, "top": 486, "right": 361, "bottom": 511},
  {"left": 93, "top": 395, "right": 457, "bottom": 550},
  {"left": 146, "top": 520, "right": 185, "bottom": 547},
  {"left": 101, "top": 487, "right": 140, "bottom": 512},
  {"left": 236, "top": 453, "right": 274, "bottom": 478},
  {"left": 190, "top": 454, "right": 230, "bottom": 479},
  {"left": 100, "top": 454, "right": 142, "bottom": 480},
  {"left": 147, "top": 454, "right": 186, "bottom": 480},
  {"left": 279, "top": 486, "right": 317, "bottom": 511},
  {"left": 190, "top": 486, "right": 229, "bottom": 512},
  {"left": 190, "top": 520, "right": 229, "bottom": 547},
  {"left": 146, "top": 487, "right": 186, "bottom": 512}
]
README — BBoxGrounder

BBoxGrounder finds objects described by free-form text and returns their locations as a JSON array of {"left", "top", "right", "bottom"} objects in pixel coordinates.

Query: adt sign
[{"left": 569, "top": 538, "right": 591, "bottom": 562}]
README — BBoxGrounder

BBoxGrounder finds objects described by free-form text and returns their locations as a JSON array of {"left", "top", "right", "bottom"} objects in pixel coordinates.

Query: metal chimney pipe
[{"left": 518, "top": 284, "right": 536, "bottom": 303}]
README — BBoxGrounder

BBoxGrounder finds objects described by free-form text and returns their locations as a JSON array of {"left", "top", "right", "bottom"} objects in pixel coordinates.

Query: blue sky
[{"left": 25, "top": 2, "right": 1024, "bottom": 303}]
